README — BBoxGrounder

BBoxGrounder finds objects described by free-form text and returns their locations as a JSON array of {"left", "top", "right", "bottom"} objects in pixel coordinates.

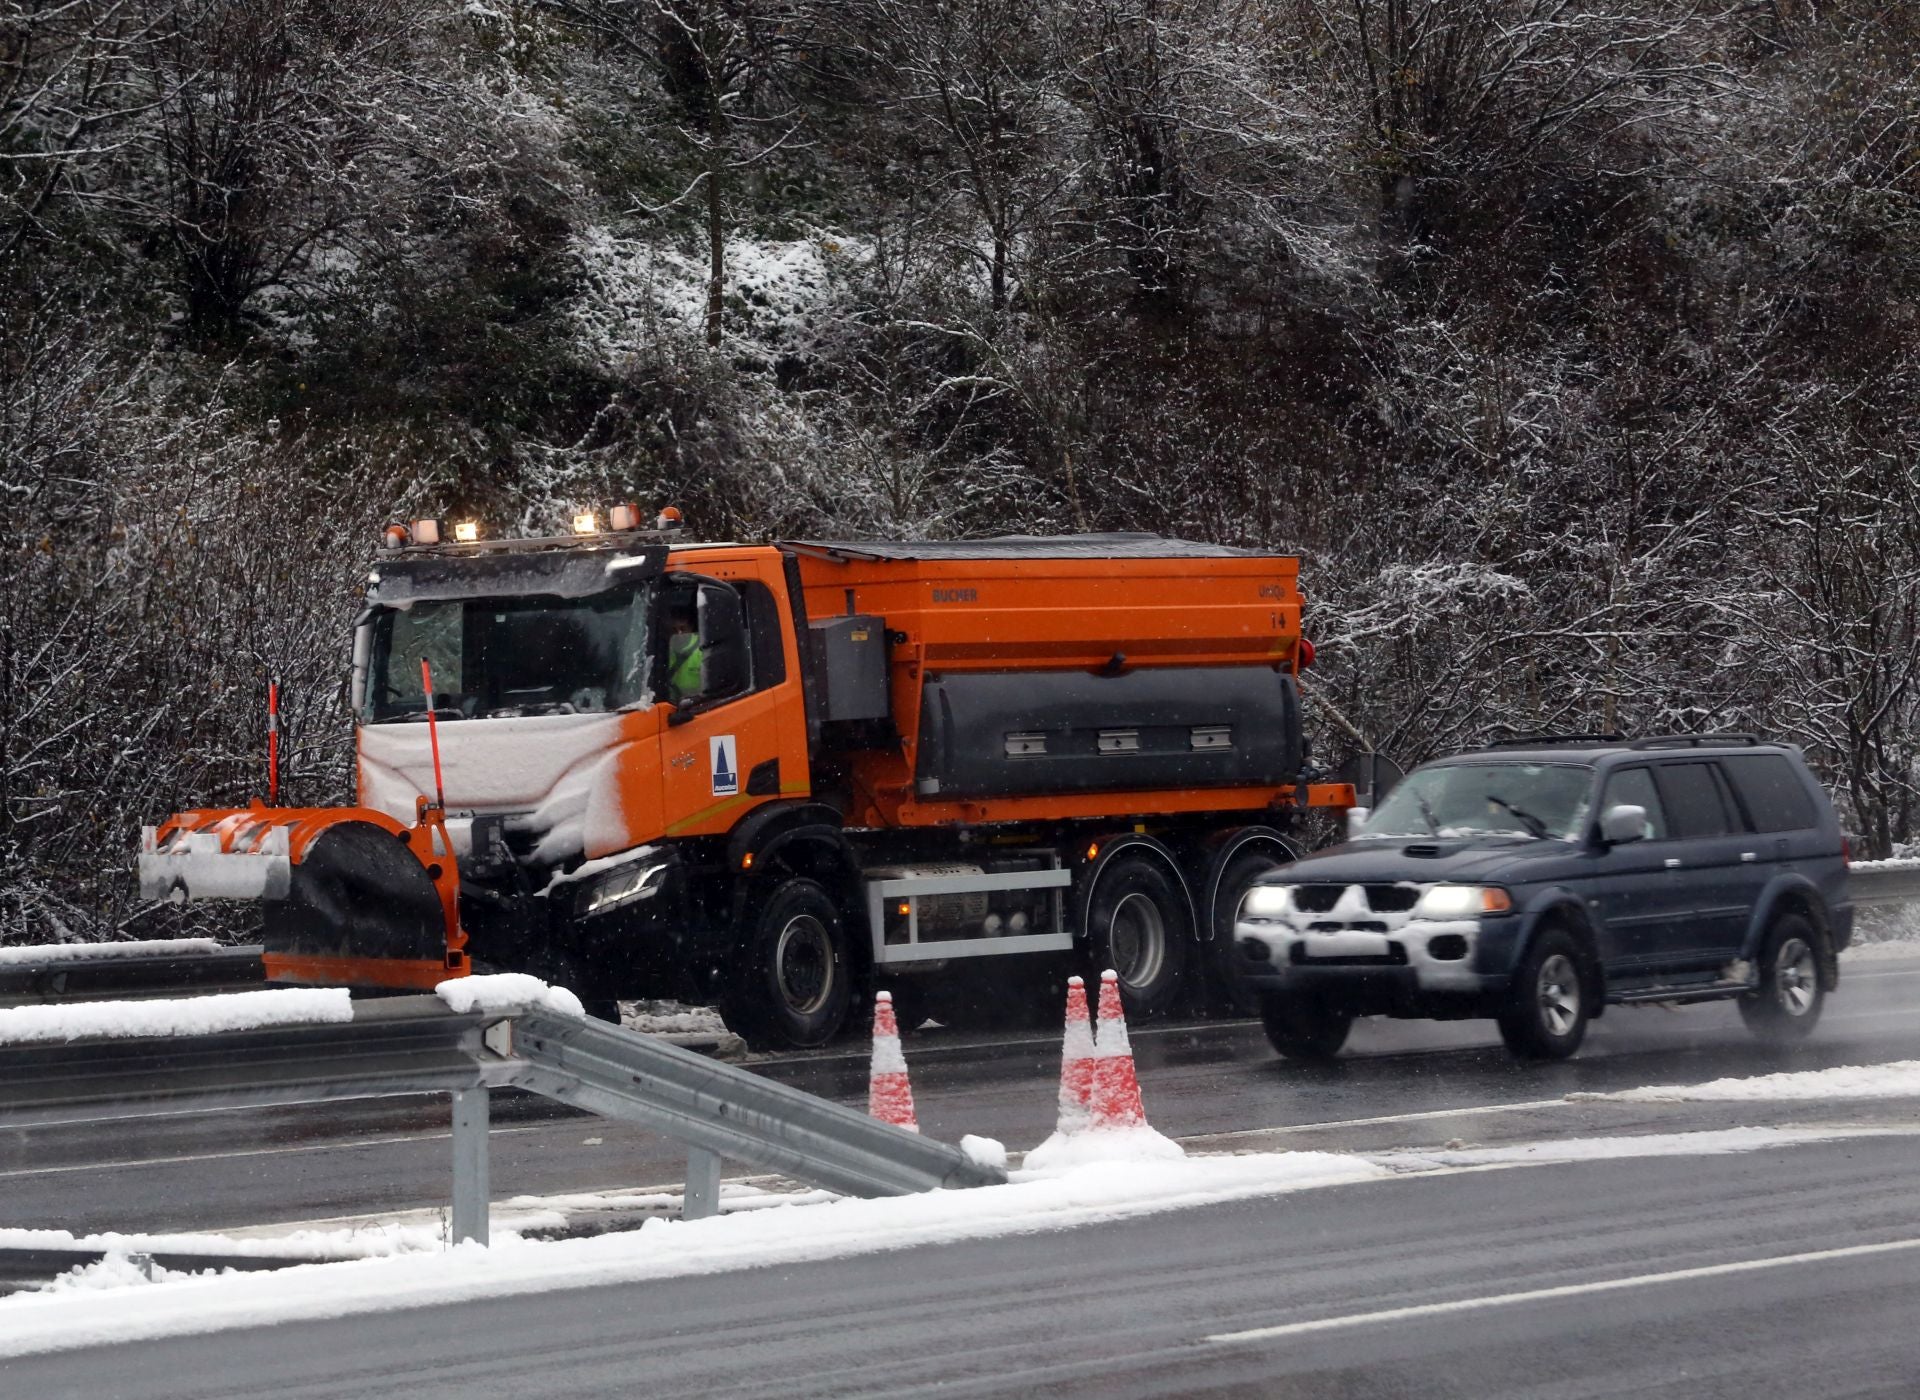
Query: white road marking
[
  {"left": 0, "top": 1122, "right": 561, "bottom": 1180},
  {"left": 1192, "top": 1098, "right": 1571, "bottom": 1142},
  {"left": 1205, "top": 1235, "right": 1920, "bottom": 1346}
]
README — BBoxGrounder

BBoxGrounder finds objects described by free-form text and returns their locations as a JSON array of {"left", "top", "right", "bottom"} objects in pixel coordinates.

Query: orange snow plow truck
[{"left": 139, "top": 522, "right": 1350, "bottom": 1048}]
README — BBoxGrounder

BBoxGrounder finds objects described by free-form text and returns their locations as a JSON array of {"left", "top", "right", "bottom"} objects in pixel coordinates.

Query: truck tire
[
  {"left": 1208, "top": 848, "right": 1290, "bottom": 1013},
  {"left": 1496, "top": 926, "right": 1592, "bottom": 1061},
  {"left": 718, "top": 878, "right": 853, "bottom": 1051},
  {"left": 1086, "top": 855, "right": 1190, "bottom": 1019},
  {"left": 1260, "top": 992, "right": 1351, "bottom": 1061},
  {"left": 1738, "top": 912, "right": 1825, "bottom": 1042}
]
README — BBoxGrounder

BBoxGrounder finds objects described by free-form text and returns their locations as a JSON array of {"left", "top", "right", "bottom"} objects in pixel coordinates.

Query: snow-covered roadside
[
  {"left": 1841, "top": 938, "right": 1920, "bottom": 964},
  {"left": 0, "top": 1153, "right": 1384, "bottom": 1357},
  {"left": 1579, "top": 1060, "right": 1920, "bottom": 1103},
  {"left": 0, "top": 1118, "right": 1864, "bottom": 1360}
]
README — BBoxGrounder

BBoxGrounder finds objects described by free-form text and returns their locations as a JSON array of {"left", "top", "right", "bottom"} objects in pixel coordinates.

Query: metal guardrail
[
  {"left": 0, "top": 945, "right": 265, "bottom": 1005},
  {"left": 1849, "top": 861, "right": 1920, "bottom": 910},
  {"left": 0, "top": 993, "right": 1004, "bottom": 1249}
]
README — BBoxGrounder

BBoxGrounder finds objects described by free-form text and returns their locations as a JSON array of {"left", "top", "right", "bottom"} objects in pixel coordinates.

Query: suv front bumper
[{"left": 1233, "top": 913, "right": 1509, "bottom": 1014}]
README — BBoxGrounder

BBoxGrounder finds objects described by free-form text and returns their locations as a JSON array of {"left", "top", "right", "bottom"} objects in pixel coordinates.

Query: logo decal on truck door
[{"left": 710, "top": 735, "right": 739, "bottom": 797}]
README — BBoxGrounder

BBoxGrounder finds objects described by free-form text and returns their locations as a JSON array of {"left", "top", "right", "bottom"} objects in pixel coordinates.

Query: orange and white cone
[
  {"left": 1053, "top": 975, "right": 1097, "bottom": 1135},
  {"left": 867, "top": 991, "right": 919, "bottom": 1133},
  {"left": 1088, "top": 969, "right": 1149, "bottom": 1132}
]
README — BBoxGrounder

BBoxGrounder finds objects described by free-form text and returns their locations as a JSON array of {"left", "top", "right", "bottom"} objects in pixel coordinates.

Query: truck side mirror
[
  {"left": 699, "top": 582, "right": 748, "bottom": 699},
  {"left": 1599, "top": 804, "right": 1647, "bottom": 845},
  {"left": 1345, "top": 806, "right": 1371, "bottom": 840}
]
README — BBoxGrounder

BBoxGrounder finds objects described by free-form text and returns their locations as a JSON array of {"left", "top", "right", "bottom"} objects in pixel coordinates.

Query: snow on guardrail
[
  {"left": 0, "top": 939, "right": 224, "bottom": 967},
  {"left": 0, "top": 988, "right": 352, "bottom": 1046}
]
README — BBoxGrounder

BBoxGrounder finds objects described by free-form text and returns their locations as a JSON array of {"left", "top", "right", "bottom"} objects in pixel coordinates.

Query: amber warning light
[
  {"left": 453, "top": 521, "right": 480, "bottom": 543},
  {"left": 573, "top": 512, "right": 597, "bottom": 535}
]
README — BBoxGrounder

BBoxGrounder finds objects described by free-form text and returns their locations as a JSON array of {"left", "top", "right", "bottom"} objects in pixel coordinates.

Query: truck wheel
[
  {"left": 1087, "top": 856, "right": 1190, "bottom": 1018},
  {"left": 1209, "top": 848, "right": 1289, "bottom": 1013},
  {"left": 1260, "top": 992, "right": 1351, "bottom": 1061},
  {"left": 1496, "top": 926, "right": 1592, "bottom": 1061},
  {"left": 719, "top": 879, "right": 853, "bottom": 1051},
  {"left": 1739, "top": 913, "right": 1825, "bottom": 1042}
]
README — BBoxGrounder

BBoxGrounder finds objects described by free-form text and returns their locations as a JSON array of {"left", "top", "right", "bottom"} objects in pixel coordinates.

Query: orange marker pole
[
  {"left": 266, "top": 679, "right": 280, "bottom": 805},
  {"left": 420, "top": 659, "right": 447, "bottom": 810}
]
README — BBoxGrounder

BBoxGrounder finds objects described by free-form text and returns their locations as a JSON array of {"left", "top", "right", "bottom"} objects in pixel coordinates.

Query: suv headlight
[
  {"left": 581, "top": 859, "right": 670, "bottom": 916},
  {"left": 1412, "top": 885, "right": 1512, "bottom": 920},
  {"left": 1239, "top": 885, "right": 1293, "bottom": 920}
]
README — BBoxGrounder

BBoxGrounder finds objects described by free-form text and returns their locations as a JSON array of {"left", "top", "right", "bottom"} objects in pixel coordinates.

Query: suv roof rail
[
  {"left": 1626, "top": 733, "right": 1767, "bottom": 750},
  {"left": 1483, "top": 732, "right": 1626, "bottom": 749}
]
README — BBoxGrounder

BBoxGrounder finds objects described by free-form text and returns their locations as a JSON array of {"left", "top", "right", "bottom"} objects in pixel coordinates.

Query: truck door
[{"left": 656, "top": 574, "right": 795, "bottom": 838}]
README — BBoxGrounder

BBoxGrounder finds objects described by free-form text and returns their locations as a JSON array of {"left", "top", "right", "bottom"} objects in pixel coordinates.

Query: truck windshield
[
  {"left": 1362, "top": 761, "right": 1594, "bottom": 842},
  {"left": 364, "top": 583, "right": 652, "bottom": 721}
]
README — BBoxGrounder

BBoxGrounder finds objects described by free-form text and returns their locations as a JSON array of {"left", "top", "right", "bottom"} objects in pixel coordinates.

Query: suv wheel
[
  {"left": 1260, "top": 992, "right": 1352, "bottom": 1061},
  {"left": 1739, "top": 912, "right": 1825, "bottom": 1042},
  {"left": 1497, "top": 927, "right": 1592, "bottom": 1061}
]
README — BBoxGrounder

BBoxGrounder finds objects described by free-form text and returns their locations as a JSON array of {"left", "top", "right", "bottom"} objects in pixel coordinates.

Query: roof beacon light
[
  {"left": 382, "top": 524, "right": 410, "bottom": 550},
  {"left": 657, "top": 505, "right": 684, "bottom": 530},
  {"left": 453, "top": 521, "right": 480, "bottom": 543},
  {"left": 411, "top": 518, "right": 441, "bottom": 546},
  {"left": 573, "top": 511, "right": 598, "bottom": 535},
  {"left": 609, "top": 502, "right": 641, "bottom": 532}
]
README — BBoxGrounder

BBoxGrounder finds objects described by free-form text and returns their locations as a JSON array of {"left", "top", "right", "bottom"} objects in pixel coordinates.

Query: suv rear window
[{"left": 1721, "top": 754, "right": 1817, "bottom": 832}]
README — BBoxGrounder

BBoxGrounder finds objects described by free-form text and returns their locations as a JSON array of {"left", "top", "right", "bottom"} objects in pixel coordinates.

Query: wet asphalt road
[
  {"left": 4, "top": 957, "right": 1918, "bottom": 1237},
  {"left": 11, "top": 1131, "right": 1920, "bottom": 1399}
]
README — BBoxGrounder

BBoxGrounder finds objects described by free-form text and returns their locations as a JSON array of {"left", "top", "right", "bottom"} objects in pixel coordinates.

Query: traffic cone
[
  {"left": 1053, "top": 976, "right": 1096, "bottom": 1135},
  {"left": 1088, "top": 969, "right": 1148, "bottom": 1131},
  {"left": 867, "top": 991, "right": 919, "bottom": 1133}
]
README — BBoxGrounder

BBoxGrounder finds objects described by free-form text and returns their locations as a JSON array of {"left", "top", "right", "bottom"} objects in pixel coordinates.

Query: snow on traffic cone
[
  {"left": 1088, "top": 969, "right": 1148, "bottom": 1131},
  {"left": 1023, "top": 970, "right": 1184, "bottom": 1170},
  {"left": 868, "top": 991, "right": 919, "bottom": 1133},
  {"left": 1053, "top": 976, "right": 1096, "bottom": 1135}
]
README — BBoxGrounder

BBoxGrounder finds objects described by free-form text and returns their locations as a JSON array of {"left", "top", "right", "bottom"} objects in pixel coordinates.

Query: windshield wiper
[
  {"left": 1415, "top": 794, "right": 1439, "bottom": 835},
  {"left": 1486, "top": 794, "right": 1550, "bottom": 840}
]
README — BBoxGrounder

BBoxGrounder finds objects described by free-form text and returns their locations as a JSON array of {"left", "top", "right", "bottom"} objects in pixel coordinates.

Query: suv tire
[
  {"left": 719, "top": 878, "right": 852, "bottom": 1050},
  {"left": 1739, "top": 912, "right": 1825, "bottom": 1042},
  {"left": 1497, "top": 927, "right": 1592, "bottom": 1061},
  {"left": 1260, "top": 992, "right": 1352, "bottom": 1061}
]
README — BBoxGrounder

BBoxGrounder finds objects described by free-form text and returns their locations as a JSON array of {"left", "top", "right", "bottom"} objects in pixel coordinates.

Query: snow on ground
[
  {"left": 1023, "top": 1125, "right": 1185, "bottom": 1170},
  {"left": 1841, "top": 938, "right": 1920, "bottom": 963},
  {"left": 0, "top": 1152, "right": 1386, "bottom": 1358},
  {"left": 1582, "top": 1060, "right": 1920, "bottom": 1103},
  {"left": 1370, "top": 1126, "right": 1861, "bottom": 1171},
  {"left": 435, "top": 973, "right": 585, "bottom": 1017},
  {"left": 0, "top": 988, "right": 351, "bottom": 1046},
  {"left": 0, "top": 938, "right": 222, "bottom": 966},
  {"left": 618, "top": 1000, "right": 729, "bottom": 1036},
  {"left": 0, "top": 1222, "right": 449, "bottom": 1263}
]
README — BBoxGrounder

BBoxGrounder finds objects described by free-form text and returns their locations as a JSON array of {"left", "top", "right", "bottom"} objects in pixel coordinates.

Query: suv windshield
[
  {"left": 364, "top": 583, "right": 652, "bottom": 721},
  {"left": 1362, "top": 761, "right": 1594, "bottom": 841}
]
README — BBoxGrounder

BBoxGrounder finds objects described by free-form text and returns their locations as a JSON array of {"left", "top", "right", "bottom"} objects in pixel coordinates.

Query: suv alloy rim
[
  {"left": 1110, "top": 892, "right": 1167, "bottom": 989},
  {"left": 1537, "top": 953, "right": 1580, "bottom": 1036},
  {"left": 1773, "top": 936, "right": 1817, "bottom": 1016},
  {"left": 775, "top": 914, "right": 833, "bottom": 1014}
]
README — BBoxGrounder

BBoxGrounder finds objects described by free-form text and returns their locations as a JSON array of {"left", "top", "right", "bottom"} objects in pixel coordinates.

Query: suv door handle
[
  {"left": 1663, "top": 858, "right": 1683, "bottom": 869},
  {"left": 1740, "top": 852, "right": 1758, "bottom": 862}
]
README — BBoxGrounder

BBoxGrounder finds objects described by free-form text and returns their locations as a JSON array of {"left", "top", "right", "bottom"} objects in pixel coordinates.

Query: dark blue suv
[{"left": 1234, "top": 736, "right": 1852, "bottom": 1061}]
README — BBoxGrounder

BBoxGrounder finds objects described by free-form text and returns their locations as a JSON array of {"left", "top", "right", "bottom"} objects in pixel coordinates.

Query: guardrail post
[
  {"left": 450, "top": 1086, "right": 490, "bottom": 1246},
  {"left": 684, "top": 1145, "right": 722, "bottom": 1220}
]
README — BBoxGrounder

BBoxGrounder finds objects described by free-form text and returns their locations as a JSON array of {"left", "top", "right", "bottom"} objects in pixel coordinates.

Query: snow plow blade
[{"left": 138, "top": 802, "right": 467, "bottom": 992}]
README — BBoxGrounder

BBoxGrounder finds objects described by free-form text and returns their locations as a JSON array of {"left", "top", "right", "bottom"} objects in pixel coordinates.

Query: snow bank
[
  {"left": 1022, "top": 1126, "right": 1186, "bottom": 1171},
  {"left": 1584, "top": 1060, "right": 1920, "bottom": 1103},
  {"left": 0, "top": 1152, "right": 1386, "bottom": 1358},
  {"left": 1373, "top": 1126, "right": 1842, "bottom": 1171},
  {"left": 436, "top": 973, "right": 585, "bottom": 1018},
  {"left": 0, "top": 988, "right": 351, "bottom": 1046},
  {"left": 1841, "top": 939, "right": 1920, "bottom": 963},
  {"left": 0, "top": 938, "right": 222, "bottom": 967},
  {"left": 0, "top": 1222, "right": 444, "bottom": 1264}
]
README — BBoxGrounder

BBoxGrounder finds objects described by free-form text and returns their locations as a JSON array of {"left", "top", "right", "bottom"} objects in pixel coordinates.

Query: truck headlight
[
  {"left": 582, "top": 859, "right": 670, "bottom": 916},
  {"left": 1413, "top": 885, "right": 1512, "bottom": 920},
  {"left": 1239, "top": 885, "right": 1293, "bottom": 920}
]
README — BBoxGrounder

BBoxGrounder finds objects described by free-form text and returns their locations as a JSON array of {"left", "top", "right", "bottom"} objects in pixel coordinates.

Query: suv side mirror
[
  {"left": 1345, "top": 806, "right": 1371, "bottom": 840},
  {"left": 1600, "top": 804, "right": 1647, "bottom": 845}
]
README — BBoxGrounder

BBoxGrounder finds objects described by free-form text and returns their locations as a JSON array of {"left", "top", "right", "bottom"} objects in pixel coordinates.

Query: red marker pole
[
  {"left": 420, "top": 659, "right": 447, "bottom": 810},
  {"left": 266, "top": 679, "right": 280, "bottom": 805}
]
